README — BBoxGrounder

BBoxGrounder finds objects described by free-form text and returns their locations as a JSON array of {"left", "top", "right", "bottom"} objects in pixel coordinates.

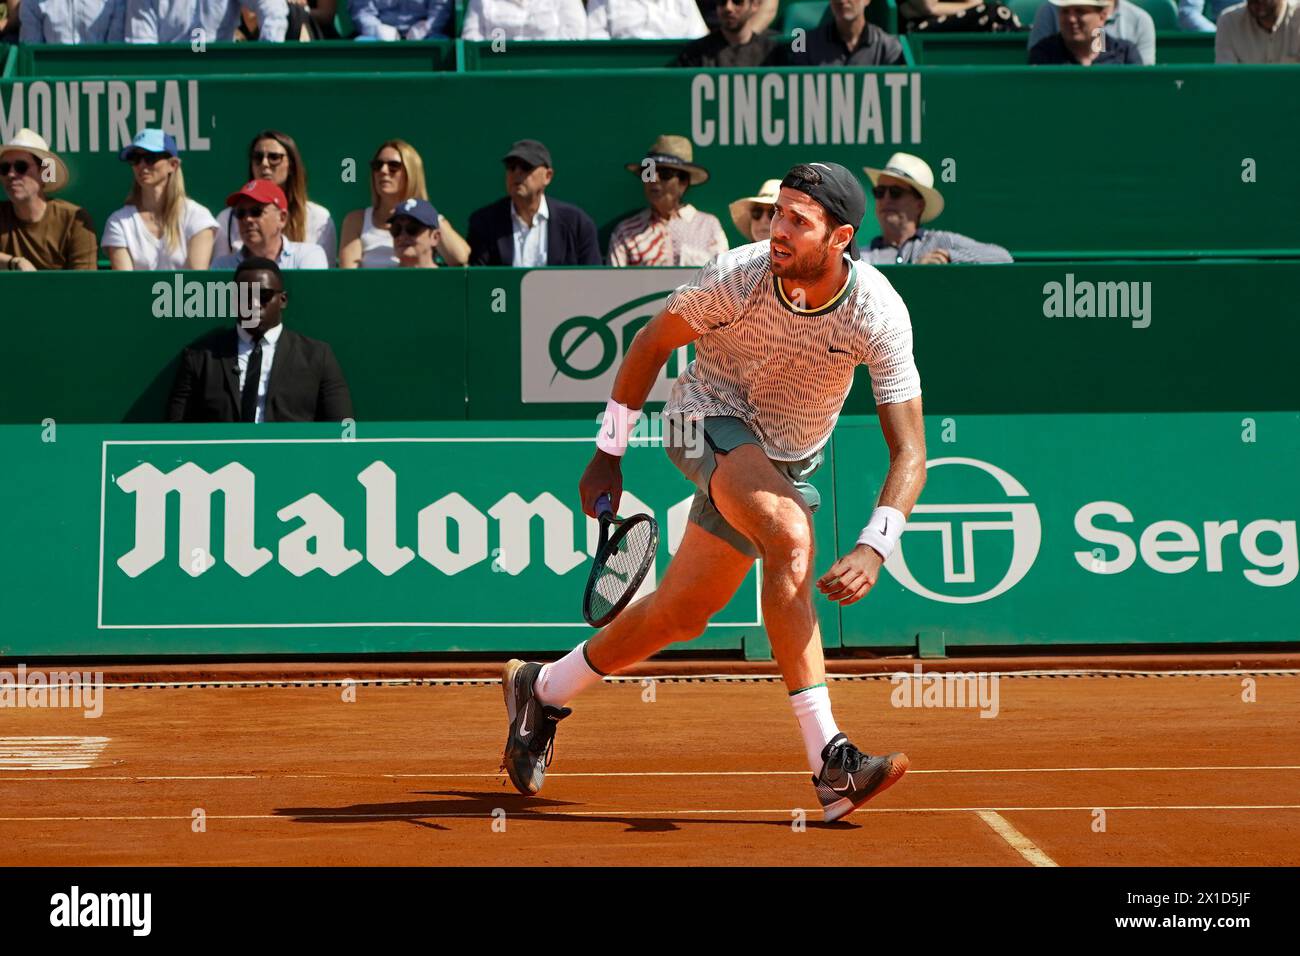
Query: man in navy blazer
[{"left": 467, "top": 139, "right": 602, "bottom": 267}]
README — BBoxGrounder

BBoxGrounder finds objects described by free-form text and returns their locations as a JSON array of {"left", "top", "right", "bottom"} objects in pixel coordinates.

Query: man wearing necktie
[{"left": 166, "top": 258, "right": 354, "bottom": 423}]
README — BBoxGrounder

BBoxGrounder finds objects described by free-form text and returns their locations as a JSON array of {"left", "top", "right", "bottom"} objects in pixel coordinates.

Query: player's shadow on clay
[{"left": 274, "top": 789, "right": 859, "bottom": 833}]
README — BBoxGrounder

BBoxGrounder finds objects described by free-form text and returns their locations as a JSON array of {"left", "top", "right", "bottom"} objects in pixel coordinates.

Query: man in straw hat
[
  {"left": 503, "top": 162, "right": 924, "bottom": 823},
  {"left": 728, "top": 178, "right": 780, "bottom": 243},
  {"left": 863, "top": 152, "right": 1011, "bottom": 264},
  {"left": 0, "top": 128, "right": 97, "bottom": 271},
  {"left": 608, "top": 134, "right": 728, "bottom": 267}
]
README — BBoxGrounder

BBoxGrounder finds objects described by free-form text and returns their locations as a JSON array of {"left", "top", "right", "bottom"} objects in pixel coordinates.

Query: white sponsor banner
[{"left": 520, "top": 268, "right": 696, "bottom": 403}]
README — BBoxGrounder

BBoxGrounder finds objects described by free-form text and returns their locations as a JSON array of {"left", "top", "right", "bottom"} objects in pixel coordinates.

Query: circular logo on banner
[{"left": 885, "top": 457, "right": 1041, "bottom": 604}]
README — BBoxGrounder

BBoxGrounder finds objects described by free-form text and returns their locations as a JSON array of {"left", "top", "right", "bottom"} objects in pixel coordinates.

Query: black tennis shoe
[
  {"left": 500, "top": 659, "right": 571, "bottom": 795},
  {"left": 813, "top": 733, "right": 909, "bottom": 822}
]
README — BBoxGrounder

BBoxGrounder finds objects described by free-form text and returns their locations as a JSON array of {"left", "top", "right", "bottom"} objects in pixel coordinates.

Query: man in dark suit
[
  {"left": 166, "top": 257, "right": 354, "bottom": 423},
  {"left": 467, "top": 139, "right": 601, "bottom": 267}
]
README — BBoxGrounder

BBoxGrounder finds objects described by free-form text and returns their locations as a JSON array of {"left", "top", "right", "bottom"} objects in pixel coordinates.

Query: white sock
[
  {"left": 534, "top": 642, "right": 607, "bottom": 708},
  {"left": 790, "top": 684, "right": 841, "bottom": 775}
]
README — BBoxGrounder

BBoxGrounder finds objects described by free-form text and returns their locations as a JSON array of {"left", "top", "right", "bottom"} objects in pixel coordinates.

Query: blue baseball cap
[
  {"left": 119, "top": 128, "right": 179, "bottom": 161},
  {"left": 387, "top": 197, "right": 440, "bottom": 230}
]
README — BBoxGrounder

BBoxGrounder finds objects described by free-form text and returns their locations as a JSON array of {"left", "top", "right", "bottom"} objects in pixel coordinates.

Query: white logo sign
[
  {"left": 520, "top": 269, "right": 695, "bottom": 403},
  {"left": 885, "top": 457, "right": 1041, "bottom": 604}
]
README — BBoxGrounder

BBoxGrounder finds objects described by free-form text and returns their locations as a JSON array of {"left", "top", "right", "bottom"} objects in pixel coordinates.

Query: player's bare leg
[
  {"left": 500, "top": 522, "right": 752, "bottom": 795},
  {"left": 706, "top": 444, "right": 826, "bottom": 693},
  {"left": 707, "top": 443, "right": 909, "bottom": 821},
  {"left": 582, "top": 521, "right": 754, "bottom": 674}
]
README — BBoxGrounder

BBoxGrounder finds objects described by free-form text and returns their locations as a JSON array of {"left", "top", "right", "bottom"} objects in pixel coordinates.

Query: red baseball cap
[{"left": 225, "top": 179, "right": 288, "bottom": 211}]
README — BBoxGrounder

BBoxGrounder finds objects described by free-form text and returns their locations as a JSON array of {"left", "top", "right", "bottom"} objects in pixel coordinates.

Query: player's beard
[{"left": 771, "top": 233, "right": 836, "bottom": 283}]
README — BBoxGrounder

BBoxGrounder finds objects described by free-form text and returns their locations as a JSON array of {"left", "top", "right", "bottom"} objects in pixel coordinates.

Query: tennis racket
[{"left": 582, "top": 492, "right": 659, "bottom": 628}]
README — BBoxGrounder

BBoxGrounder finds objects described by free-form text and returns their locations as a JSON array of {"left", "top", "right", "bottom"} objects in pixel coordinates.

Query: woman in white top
[
  {"left": 586, "top": 0, "right": 708, "bottom": 39},
  {"left": 102, "top": 128, "right": 217, "bottom": 271},
  {"left": 338, "top": 138, "right": 470, "bottom": 269},
  {"left": 213, "top": 129, "right": 338, "bottom": 265},
  {"left": 461, "top": 0, "right": 588, "bottom": 39}
]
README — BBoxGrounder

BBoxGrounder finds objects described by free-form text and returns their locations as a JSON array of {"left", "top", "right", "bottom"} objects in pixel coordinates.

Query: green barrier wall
[
  {"left": 0, "top": 419, "right": 836, "bottom": 657},
  {"left": 1, "top": 413, "right": 1294, "bottom": 657},
  {"left": 834, "top": 413, "right": 1300, "bottom": 652},
  {"left": 0, "top": 270, "right": 467, "bottom": 423},
  {"left": 466, "top": 262, "right": 1300, "bottom": 419},
  {"left": 2, "top": 67, "right": 1297, "bottom": 256},
  {"left": 5, "top": 263, "right": 1296, "bottom": 425}
]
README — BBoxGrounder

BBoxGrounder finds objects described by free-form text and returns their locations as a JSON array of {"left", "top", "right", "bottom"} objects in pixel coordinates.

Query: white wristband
[
  {"left": 596, "top": 399, "right": 641, "bottom": 457},
  {"left": 856, "top": 506, "right": 906, "bottom": 561}
]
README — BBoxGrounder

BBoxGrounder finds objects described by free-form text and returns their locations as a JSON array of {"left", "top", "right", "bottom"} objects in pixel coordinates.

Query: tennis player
[{"left": 502, "top": 162, "right": 926, "bottom": 822}]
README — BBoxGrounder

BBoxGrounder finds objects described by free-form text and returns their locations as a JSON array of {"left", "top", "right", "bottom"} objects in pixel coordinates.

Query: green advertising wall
[
  {"left": 2, "top": 66, "right": 1297, "bottom": 257},
  {"left": 4, "top": 263, "right": 1298, "bottom": 425},
  {"left": 1, "top": 413, "right": 1295, "bottom": 658}
]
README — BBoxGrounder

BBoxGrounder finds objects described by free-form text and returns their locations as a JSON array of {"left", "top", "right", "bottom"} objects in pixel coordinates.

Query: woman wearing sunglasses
[
  {"left": 727, "top": 178, "right": 779, "bottom": 244},
  {"left": 213, "top": 129, "right": 337, "bottom": 265},
  {"left": 338, "top": 139, "right": 468, "bottom": 268},
  {"left": 102, "top": 129, "right": 218, "bottom": 271}
]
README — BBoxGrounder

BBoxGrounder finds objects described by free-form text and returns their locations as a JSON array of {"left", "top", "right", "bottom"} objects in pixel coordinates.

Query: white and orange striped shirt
[
  {"left": 663, "top": 241, "right": 922, "bottom": 461},
  {"left": 607, "top": 204, "right": 728, "bottom": 267}
]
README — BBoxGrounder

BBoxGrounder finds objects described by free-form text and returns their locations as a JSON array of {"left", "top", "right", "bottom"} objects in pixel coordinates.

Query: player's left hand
[{"left": 817, "top": 544, "right": 885, "bottom": 605}]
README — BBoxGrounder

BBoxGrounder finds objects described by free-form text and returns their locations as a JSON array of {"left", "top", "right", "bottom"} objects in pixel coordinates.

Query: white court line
[
  {"left": 1, "top": 805, "right": 1299, "bottom": 823},
  {"left": 2, "top": 765, "right": 1299, "bottom": 781},
  {"left": 977, "top": 811, "right": 1058, "bottom": 867},
  {"left": 0, "top": 737, "right": 110, "bottom": 772}
]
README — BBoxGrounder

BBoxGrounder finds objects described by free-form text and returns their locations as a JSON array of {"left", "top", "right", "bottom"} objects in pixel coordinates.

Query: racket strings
[{"left": 588, "top": 520, "right": 656, "bottom": 621}]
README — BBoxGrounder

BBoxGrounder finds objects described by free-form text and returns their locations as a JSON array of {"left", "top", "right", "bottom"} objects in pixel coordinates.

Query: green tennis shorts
[{"left": 664, "top": 415, "right": 823, "bottom": 559}]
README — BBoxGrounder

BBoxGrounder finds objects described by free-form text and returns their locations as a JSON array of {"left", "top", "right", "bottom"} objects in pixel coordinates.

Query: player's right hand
[{"left": 579, "top": 450, "right": 623, "bottom": 518}]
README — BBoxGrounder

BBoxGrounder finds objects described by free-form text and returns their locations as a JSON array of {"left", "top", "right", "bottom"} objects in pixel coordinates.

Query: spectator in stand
[
  {"left": 608, "top": 134, "right": 727, "bottom": 267},
  {"left": 587, "top": 0, "right": 708, "bottom": 38},
  {"left": 236, "top": 0, "right": 323, "bottom": 39},
  {"left": 126, "top": 0, "right": 289, "bottom": 40},
  {"left": 167, "top": 258, "right": 354, "bottom": 423},
  {"left": 728, "top": 178, "right": 779, "bottom": 244},
  {"left": 0, "top": 2, "right": 18, "bottom": 41},
  {"left": 20, "top": 0, "right": 126, "bottom": 40},
  {"left": 694, "top": 0, "right": 774, "bottom": 32},
  {"left": 1179, "top": 0, "right": 1237, "bottom": 30},
  {"left": 214, "top": 130, "right": 337, "bottom": 265},
  {"left": 677, "top": 0, "right": 777, "bottom": 65},
  {"left": 103, "top": 129, "right": 217, "bottom": 271},
  {"left": 389, "top": 198, "right": 442, "bottom": 268},
  {"left": 212, "top": 180, "right": 328, "bottom": 269},
  {"left": 349, "top": 0, "right": 451, "bottom": 39},
  {"left": 1028, "top": 0, "right": 1154, "bottom": 63},
  {"left": 862, "top": 152, "right": 1012, "bottom": 264},
  {"left": 777, "top": 0, "right": 905, "bottom": 65},
  {"left": 1029, "top": 0, "right": 1142, "bottom": 63},
  {"left": 0, "top": 128, "right": 97, "bottom": 272},
  {"left": 1215, "top": 0, "right": 1300, "bottom": 61},
  {"left": 467, "top": 139, "right": 601, "bottom": 266},
  {"left": 901, "top": 0, "right": 1022, "bottom": 33},
  {"left": 461, "top": 0, "right": 588, "bottom": 38},
  {"left": 339, "top": 139, "right": 469, "bottom": 268}
]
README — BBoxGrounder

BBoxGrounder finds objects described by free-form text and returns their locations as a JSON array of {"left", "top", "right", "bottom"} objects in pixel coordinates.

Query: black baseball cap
[
  {"left": 779, "top": 162, "right": 866, "bottom": 258},
  {"left": 502, "top": 139, "right": 552, "bottom": 169}
]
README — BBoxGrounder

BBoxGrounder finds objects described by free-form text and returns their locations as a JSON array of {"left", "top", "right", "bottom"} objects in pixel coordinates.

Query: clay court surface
[{"left": 1, "top": 660, "right": 1298, "bottom": 867}]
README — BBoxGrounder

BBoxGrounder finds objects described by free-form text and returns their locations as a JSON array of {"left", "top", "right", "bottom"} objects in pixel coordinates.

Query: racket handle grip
[{"left": 595, "top": 492, "right": 613, "bottom": 519}]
